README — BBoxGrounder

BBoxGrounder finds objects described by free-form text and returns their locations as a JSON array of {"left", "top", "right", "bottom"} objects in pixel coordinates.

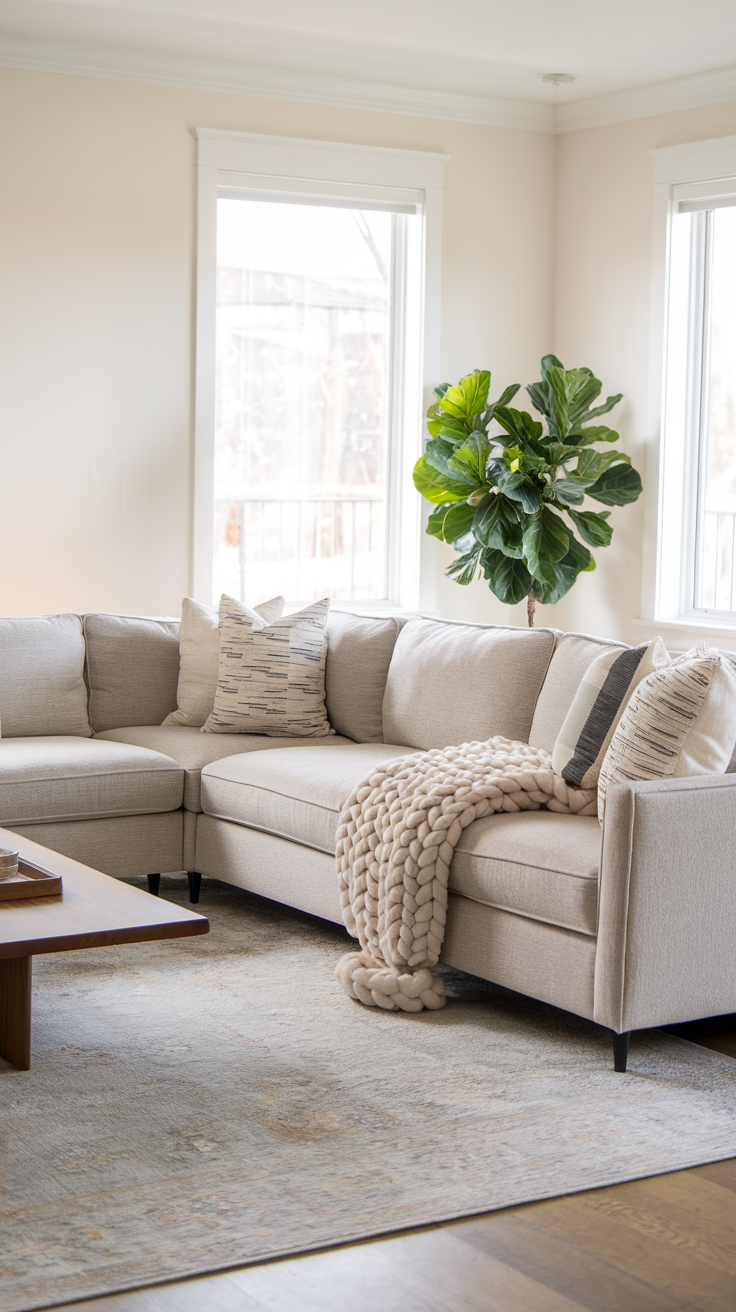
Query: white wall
[
  {"left": 551, "top": 98, "right": 736, "bottom": 643},
  {"left": 0, "top": 67, "right": 554, "bottom": 618}
]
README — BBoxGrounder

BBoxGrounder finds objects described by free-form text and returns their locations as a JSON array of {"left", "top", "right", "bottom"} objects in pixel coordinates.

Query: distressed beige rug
[{"left": 3, "top": 879, "right": 736, "bottom": 1312}]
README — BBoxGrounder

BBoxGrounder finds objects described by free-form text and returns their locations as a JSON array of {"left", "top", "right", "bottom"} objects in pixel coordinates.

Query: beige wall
[
  {"left": 551, "top": 98, "right": 736, "bottom": 643},
  {"left": 0, "top": 67, "right": 554, "bottom": 619},
  {"left": 5, "top": 63, "right": 733, "bottom": 636}
]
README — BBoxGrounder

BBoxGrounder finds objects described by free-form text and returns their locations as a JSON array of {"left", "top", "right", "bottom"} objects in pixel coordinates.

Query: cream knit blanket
[{"left": 335, "top": 736, "right": 597, "bottom": 1013}]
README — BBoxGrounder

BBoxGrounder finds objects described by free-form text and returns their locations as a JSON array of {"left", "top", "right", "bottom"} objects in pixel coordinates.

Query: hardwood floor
[{"left": 53, "top": 1016, "right": 736, "bottom": 1312}]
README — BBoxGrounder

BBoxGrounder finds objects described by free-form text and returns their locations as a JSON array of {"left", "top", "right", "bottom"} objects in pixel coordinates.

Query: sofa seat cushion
[
  {"left": 448, "top": 811, "right": 601, "bottom": 936},
  {"left": 95, "top": 726, "right": 354, "bottom": 812},
  {"left": 200, "top": 743, "right": 415, "bottom": 853},
  {"left": 0, "top": 737, "right": 184, "bottom": 825}
]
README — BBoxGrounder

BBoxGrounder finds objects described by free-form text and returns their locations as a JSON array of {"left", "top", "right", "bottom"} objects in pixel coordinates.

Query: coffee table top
[{"left": 0, "top": 828, "right": 208, "bottom": 958}]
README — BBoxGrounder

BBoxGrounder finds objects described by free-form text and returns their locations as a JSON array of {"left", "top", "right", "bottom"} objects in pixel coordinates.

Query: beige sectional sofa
[{"left": 2, "top": 608, "right": 735, "bottom": 1072}]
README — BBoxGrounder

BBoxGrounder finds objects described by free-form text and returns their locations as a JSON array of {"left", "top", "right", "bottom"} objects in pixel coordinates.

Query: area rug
[{"left": 2, "top": 880, "right": 736, "bottom": 1312}]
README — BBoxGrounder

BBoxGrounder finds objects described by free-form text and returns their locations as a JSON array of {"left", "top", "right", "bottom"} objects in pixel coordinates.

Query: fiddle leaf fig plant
[{"left": 413, "top": 355, "right": 642, "bottom": 625}]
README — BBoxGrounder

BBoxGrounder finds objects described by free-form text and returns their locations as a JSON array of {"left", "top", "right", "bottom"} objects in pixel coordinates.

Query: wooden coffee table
[{"left": 0, "top": 829, "right": 209, "bottom": 1071}]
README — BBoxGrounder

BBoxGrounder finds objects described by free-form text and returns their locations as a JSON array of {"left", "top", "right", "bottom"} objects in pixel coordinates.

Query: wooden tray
[{"left": 0, "top": 858, "right": 63, "bottom": 901}]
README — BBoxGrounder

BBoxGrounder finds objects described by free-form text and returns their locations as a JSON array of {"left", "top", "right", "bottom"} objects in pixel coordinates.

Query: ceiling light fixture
[{"left": 540, "top": 73, "right": 576, "bottom": 86}]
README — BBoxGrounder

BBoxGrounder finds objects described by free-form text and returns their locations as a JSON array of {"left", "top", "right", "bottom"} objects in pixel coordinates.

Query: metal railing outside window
[{"left": 214, "top": 494, "right": 386, "bottom": 606}]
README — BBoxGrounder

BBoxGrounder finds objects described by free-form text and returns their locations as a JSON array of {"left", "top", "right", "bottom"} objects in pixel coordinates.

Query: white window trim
[
  {"left": 638, "top": 133, "right": 736, "bottom": 652},
  {"left": 193, "top": 127, "right": 448, "bottom": 612}
]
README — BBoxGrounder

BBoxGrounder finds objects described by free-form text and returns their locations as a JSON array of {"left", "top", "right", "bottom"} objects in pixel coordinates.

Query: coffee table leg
[{"left": 0, "top": 956, "right": 32, "bottom": 1071}]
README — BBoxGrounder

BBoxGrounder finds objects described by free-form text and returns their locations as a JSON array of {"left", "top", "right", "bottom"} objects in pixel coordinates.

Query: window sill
[
  {"left": 289, "top": 602, "right": 435, "bottom": 619},
  {"left": 634, "top": 616, "right": 736, "bottom": 653}
]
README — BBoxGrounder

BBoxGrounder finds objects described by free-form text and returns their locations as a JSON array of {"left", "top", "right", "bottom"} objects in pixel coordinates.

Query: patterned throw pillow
[
  {"left": 202, "top": 595, "right": 334, "bottom": 738},
  {"left": 163, "top": 595, "right": 285, "bottom": 729},
  {"left": 552, "top": 638, "right": 670, "bottom": 789},
  {"left": 597, "top": 642, "right": 736, "bottom": 820}
]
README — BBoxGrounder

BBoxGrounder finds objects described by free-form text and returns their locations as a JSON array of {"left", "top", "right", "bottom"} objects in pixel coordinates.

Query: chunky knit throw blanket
[{"left": 335, "top": 736, "right": 597, "bottom": 1013}]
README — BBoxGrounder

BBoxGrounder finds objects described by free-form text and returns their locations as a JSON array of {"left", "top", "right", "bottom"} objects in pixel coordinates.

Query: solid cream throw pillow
[
  {"left": 163, "top": 594, "right": 284, "bottom": 729},
  {"left": 552, "top": 637, "right": 670, "bottom": 789},
  {"left": 598, "top": 642, "right": 736, "bottom": 820},
  {"left": 202, "top": 595, "right": 334, "bottom": 737}
]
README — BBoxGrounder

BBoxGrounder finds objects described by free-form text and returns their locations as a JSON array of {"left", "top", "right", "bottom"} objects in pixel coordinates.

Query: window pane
[
  {"left": 214, "top": 198, "right": 393, "bottom": 606},
  {"left": 697, "top": 207, "right": 736, "bottom": 610}
]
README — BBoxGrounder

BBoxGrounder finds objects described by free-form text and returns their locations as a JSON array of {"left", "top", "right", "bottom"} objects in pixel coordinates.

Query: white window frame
[
  {"left": 639, "top": 134, "right": 736, "bottom": 652},
  {"left": 193, "top": 128, "right": 448, "bottom": 612}
]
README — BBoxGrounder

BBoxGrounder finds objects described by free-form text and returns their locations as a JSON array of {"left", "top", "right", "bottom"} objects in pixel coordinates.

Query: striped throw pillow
[
  {"left": 163, "top": 594, "right": 285, "bottom": 729},
  {"left": 552, "top": 638, "right": 669, "bottom": 789},
  {"left": 598, "top": 642, "right": 736, "bottom": 820},
  {"left": 202, "top": 595, "right": 334, "bottom": 738}
]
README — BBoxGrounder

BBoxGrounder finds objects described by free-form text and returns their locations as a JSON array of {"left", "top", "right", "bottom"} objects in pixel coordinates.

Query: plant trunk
[{"left": 527, "top": 586, "right": 536, "bottom": 628}]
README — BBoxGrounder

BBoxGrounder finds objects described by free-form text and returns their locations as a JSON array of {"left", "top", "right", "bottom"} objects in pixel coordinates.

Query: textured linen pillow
[
  {"left": 202, "top": 595, "right": 334, "bottom": 738},
  {"left": 163, "top": 595, "right": 285, "bottom": 729},
  {"left": 552, "top": 637, "right": 670, "bottom": 788},
  {"left": 598, "top": 642, "right": 736, "bottom": 820}
]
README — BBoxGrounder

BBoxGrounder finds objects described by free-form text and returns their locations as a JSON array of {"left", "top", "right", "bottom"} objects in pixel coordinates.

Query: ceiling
[{"left": 3, "top": 0, "right": 736, "bottom": 126}]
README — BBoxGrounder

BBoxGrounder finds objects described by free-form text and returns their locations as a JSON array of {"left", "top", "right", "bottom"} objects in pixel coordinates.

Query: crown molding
[
  {"left": 555, "top": 63, "right": 736, "bottom": 133},
  {"left": 0, "top": 32, "right": 554, "bottom": 133},
  {"left": 5, "top": 31, "right": 736, "bottom": 137}
]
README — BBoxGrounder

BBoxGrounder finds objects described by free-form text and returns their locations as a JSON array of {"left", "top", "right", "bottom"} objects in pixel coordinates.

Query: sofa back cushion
[
  {"left": 84, "top": 614, "right": 180, "bottom": 732},
  {"left": 325, "top": 612, "right": 405, "bottom": 742},
  {"left": 528, "top": 632, "right": 629, "bottom": 755},
  {"left": 382, "top": 618, "right": 556, "bottom": 751},
  {"left": 0, "top": 614, "right": 91, "bottom": 738}
]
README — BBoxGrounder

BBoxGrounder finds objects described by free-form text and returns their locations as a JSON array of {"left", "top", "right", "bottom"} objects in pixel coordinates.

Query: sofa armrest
[{"left": 594, "top": 773, "right": 736, "bottom": 1033}]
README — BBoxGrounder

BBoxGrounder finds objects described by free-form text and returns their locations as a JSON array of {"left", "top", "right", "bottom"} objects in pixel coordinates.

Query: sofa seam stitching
[
  {"left": 448, "top": 889, "right": 596, "bottom": 937},
  {"left": 200, "top": 781, "right": 337, "bottom": 813},
  {"left": 200, "top": 811, "right": 333, "bottom": 855}
]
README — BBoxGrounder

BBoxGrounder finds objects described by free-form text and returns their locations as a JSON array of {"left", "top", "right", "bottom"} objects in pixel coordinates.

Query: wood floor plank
[
  {"left": 228, "top": 1229, "right": 592, "bottom": 1312},
  {"left": 666, "top": 1016, "right": 736, "bottom": 1060},
  {"left": 515, "top": 1183, "right": 736, "bottom": 1312},
  {"left": 451, "top": 1211, "right": 691, "bottom": 1311},
  {"left": 694, "top": 1158, "right": 736, "bottom": 1194},
  {"left": 591, "top": 1172, "right": 736, "bottom": 1273},
  {"left": 52, "top": 1273, "right": 267, "bottom": 1312}
]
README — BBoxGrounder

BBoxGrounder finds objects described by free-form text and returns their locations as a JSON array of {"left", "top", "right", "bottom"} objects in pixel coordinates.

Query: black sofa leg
[
  {"left": 613, "top": 1031, "right": 631, "bottom": 1072},
  {"left": 147, "top": 873, "right": 161, "bottom": 897},
  {"left": 187, "top": 872, "right": 202, "bottom": 904}
]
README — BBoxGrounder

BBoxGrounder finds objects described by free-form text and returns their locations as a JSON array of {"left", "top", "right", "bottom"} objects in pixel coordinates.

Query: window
[
  {"left": 649, "top": 135, "right": 736, "bottom": 640},
  {"left": 665, "top": 192, "right": 736, "bottom": 618},
  {"left": 214, "top": 198, "right": 404, "bottom": 606},
  {"left": 194, "top": 131, "right": 447, "bottom": 611}
]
